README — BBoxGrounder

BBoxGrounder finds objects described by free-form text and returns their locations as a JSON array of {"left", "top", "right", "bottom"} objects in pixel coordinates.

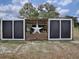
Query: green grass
[{"left": 0, "top": 40, "right": 26, "bottom": 44}]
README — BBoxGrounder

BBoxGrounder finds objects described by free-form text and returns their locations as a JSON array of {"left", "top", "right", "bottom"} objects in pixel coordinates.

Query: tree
[
  {"left": 19, "top": 2, "right": 59, "bottom": 19},
  {"left": 19, "top": 3, "right": 39, "bottom": 19},
  {"left": 38, "top": 3, "right": 55, "bottom": 12},
  {"left": 38, "top": 3, "right": 59, "bottom": 18}
]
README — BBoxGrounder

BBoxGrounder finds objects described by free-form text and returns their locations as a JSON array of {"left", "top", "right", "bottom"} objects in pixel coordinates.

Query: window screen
[
  {"left": 14, "top": 21, "right": 23, "bottom": 39},
  {"left": 3, "top": 21, "right": 12, "bottom": 38},
  {"left": 61, "top": 20, "right": 71, "bottom": 38},
  {"left": 48, "top": 19, "right": 72, "bottom": 40},
  {"left": 50, "top": 20, "right": 60, "bottom": 38}
]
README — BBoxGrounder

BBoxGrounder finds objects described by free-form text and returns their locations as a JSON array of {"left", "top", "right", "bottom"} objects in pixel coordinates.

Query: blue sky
[
  {"left": 0, "top": 0, "right": 79, "bottom": 21},
  {"left": 0, "top": 0, "right": 11, "bottom": 5}
]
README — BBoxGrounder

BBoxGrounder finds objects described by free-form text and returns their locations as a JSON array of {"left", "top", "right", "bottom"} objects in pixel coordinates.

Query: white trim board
[
  {"left": 1, "top": 19, "right": 25, "bottom": 40},
  {"left": 48, "top": 18, "right": 72, "bottom": 40}
]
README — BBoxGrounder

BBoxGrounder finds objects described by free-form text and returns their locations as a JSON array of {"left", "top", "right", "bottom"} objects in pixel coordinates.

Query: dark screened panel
[
  {"left": 61, "top": 20, "right": 71, "bottom": 38},
  {"left": 3, "top": 21, "right": 12, "bottom": 38},
  {"left": 50, "top": 20, "right": 60, "bottom": 38},
  {"left": 14, "top": 21, "right": 23, "bottom": 39}
]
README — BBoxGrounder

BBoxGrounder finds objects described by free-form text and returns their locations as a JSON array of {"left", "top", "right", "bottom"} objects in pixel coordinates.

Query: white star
[{"left": 32, "top": 24, "right": 42, "bottom": 34}]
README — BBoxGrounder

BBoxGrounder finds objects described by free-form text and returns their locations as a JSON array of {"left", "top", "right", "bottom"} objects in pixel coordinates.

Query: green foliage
[
  {"left": 38, "top": 3, "right": 55, "bottom": 12},
  {"left": 19, "top": 3, "right": 38, "bottom": 18},
  {"left": 38, "top": 3, "right": 59, "bottom": 18},
  {"left": 29, "top": 8, "right": 39, "bottom": 18},
  {"left": 38, "top": 11, "right": 59, "bottom": 18},
  {"left": 19, "top": 8, "right": 25, "bottom": 16},
  {"left": 19, "top": 2, "right": 59, "bottom": 19}
]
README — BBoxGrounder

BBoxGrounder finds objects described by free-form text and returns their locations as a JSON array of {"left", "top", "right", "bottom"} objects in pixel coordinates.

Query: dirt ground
[
  {"left": 0, "top": 41, "right": 78, "bottom": 59},
  {"left": 0, "top": 28, "right": 79, "bottom": 59}
]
